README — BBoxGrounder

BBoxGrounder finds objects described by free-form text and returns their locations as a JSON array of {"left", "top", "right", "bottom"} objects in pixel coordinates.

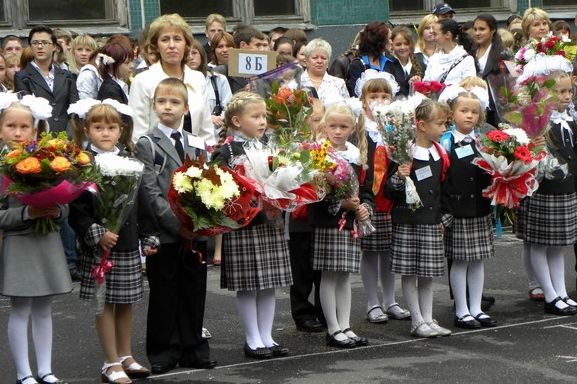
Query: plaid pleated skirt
[
  {"left": 222, "top": 223, "right": 292, "bottom": 291},
  {"left": 361, "top": 212, "right": 392, "bottom": 252},
  {"left": 391, "top": 224, "right": 445, "bottom": 277},
  {"left": 79, "top": 248, "right": 144, "bottom": 304},
  {"left": 312, "top": 227, "right": 361, "bottom": 273},
  {"left": 445, "top": 215, "right": 494, "bottom": 261},
  {"left": 523, "top": 192, "right": 577, "bottom": 246}
]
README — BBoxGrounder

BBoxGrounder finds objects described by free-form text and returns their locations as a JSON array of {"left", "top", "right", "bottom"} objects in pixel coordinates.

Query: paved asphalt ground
[{"left": 2, "top": 233, "right": 577, "bottom": 383}]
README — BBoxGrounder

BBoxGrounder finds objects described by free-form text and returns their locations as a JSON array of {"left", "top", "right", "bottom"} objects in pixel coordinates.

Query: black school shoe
[
  {"left": 545, "top": 297, "right": 577, "bottom": 316},
  {"left": 474, "top": 313, "right": 497, "bottom": 327},
  {"left": 269, "top": 344, "right": 289, "bottom": 357},
  {"left": 326, "top": 331, "right": 356, "bottom": 348},
  {"left": 454, "top": 315, "right": 481, "bottom": 329},
  {"left": 243, "top": 343, "right": 273, "bottom": 359},
  {"left": 296, "top": 318, "right": 324, "bottom": 332}
]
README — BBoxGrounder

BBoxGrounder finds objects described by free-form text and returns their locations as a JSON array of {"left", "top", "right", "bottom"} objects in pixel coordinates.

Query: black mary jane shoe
[
  {"left": 474, "top": 313, "right": 497, "bottom": 327},
  {"left": 150, "top": 361, "right": 177, "bottom": 375},
  {"left": 243, "top": 342, "right": 273, "bottom": 359},
  {"left": 342, "top": 328, "right": 368, "bottom": 346},
  {"left": 454, "top": 315, "right": 481, "bottom": 329},
  {"left": 178, "top": 359, "right": 217, "bottom": 369},
  {"left": 326, "top": 331, "right": 357, "bottom": 349},
  {"left": 16, "top": 376, "right": 36, "bottom": 384},
  {"left": 36, "top": 373, "right": 69, "bottom": 384},
  {"left": 545, "top": 297, "right": 577, "bottom": 316},
  {"left": 562, "top": 297, "right": 577, "bottom": 308},
  {"left": 269, "top": 344, "right": 289, "bottom": 357}
]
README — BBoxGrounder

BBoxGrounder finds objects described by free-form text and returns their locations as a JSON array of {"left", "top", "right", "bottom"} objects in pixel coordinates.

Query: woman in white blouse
[
  {"left": 300, "top": 38, "right": 349, "bottom": 106},
  {"left": 423, "top": 19, "right": 476, "bottom": 87},
  {"left": 128, "top": 14, "right": 215, "bottom": 145}
]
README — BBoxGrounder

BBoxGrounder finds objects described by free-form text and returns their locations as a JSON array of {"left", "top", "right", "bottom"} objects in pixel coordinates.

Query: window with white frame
[
  {"left": 160, "top": 0, "right": 310, "bottom": 28},
  {"left": 3, "top": 0, "right": 126, "bottom": 29}
]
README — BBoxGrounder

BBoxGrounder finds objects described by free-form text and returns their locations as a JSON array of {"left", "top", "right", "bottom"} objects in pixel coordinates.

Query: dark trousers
[
  {"left": 146, "top": 241, "right": 210, "bottom": 366},
  {"left": 288, "top": 232, "right": 324, "bottom": 325}
]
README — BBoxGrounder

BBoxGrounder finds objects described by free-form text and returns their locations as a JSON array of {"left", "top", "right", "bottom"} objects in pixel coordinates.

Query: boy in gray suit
[{"left": 135, "top": 78, "right": 215, "bottom": 374}]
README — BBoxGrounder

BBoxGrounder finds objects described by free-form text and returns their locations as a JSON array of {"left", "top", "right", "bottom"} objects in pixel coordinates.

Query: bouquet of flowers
[
  {"left": 372, "top": 95, "right": 426, "bottom": 210},
  {"left": 308, "top": 140, "right": 375, "bottom": 238},
  {"left": 473, "top": 127, "right": 546, "bottom": 208},
  {"left": 411, "top": 80, "right": 446, "bottom": 100},
  {"left": 0, "top": 132, "right": 98, "bottom": 233},
  {"left": 237, "top": 140, "right": 325, "bottom": 212},
  {"left": 265, "top": 80, "right": 313, "bottom": 147},
  {"left": 90, "top": 153, "right": 145, "bottom": 313},
  {"left": 515, "top": 33, "right": 570, "bottom": 68},
  {"left": 168, "top": 156, "right": 261, "bottom": 236},
  {"left": 488, "top": 72, "right": 557, "bottom": 139}
]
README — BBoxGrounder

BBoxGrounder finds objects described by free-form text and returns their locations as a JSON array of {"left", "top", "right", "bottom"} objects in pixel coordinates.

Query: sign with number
[{"left": 228, "top": 49, "right": 277, "bottom": 78}]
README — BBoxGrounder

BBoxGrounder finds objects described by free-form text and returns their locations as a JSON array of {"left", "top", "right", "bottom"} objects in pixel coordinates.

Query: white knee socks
[
  {"left": 256, "top": 288, "right": 276, "bottom": 348},
  {"left": 320, "top": 271, "right": 352, "bottom": 341},
  {"left": 530, "top": 244, "right": 569, "bottom": 308},
  {"left": 450, "top": 260, "right": 485, "bottom": 318},
  {"left": 236, "top": 289, "right": 277, "bottom": 349}
]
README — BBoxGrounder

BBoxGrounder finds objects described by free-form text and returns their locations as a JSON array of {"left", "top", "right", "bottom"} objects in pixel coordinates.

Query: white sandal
[
  {"left": 119, "top": 356, "right": 150, "bottom": 379},
  {"left": 101, "top": 362, "right": 132, "bottom": 384}
]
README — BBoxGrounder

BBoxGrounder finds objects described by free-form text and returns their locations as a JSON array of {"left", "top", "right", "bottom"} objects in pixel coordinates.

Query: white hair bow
[
  {"left": 438, "top": 85, "right": 489, "bottom": 111},
  {"left": 0, "top": 93, "right": 54, "bottom": 122},
  {"left": 96, "top": 53, "right": 115, "bottom": 66},
  {"left": 354, "top": 69, "right": 400, "bottom": 98},
  {"left": 67, "top": 98, "right": 134, "bottom": 118},
  {"left": 0, "top": 92, "right": 19, "bottom": 112}
]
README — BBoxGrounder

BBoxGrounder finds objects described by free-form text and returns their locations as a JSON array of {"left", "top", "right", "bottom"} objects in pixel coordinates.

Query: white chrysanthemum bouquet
[{"left": 169, "top": 157, "right": 261, "bottom": 236}]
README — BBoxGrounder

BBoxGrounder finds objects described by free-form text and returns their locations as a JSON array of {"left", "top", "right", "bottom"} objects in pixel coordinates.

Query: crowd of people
[{"left": 0, "top": 3, "right": 577, "bottom": 384}]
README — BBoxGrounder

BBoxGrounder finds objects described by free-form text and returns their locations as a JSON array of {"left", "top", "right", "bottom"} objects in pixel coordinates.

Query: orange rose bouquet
[{"left": 0, "top": 131, "right": 99, "bottom": 233}]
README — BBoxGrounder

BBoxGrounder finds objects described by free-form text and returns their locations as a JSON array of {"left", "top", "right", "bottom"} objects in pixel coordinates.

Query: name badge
[
  {"left": 415, "top": 165, "right": 432, "bottom": 181},
  {"left": 455, "top": 144, "right": 474, "bottom": 159},
  {"left": 187, "top": 134, "right": 205, "bottom": 150}
]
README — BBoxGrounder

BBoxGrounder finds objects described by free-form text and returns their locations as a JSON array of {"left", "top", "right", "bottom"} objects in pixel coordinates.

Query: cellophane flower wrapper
[
  {"left": 0, "top": 132, "right": 98, "bottom": 234},
  {"left": 168, "top": 157, "right": 262, "bottom": 237},
  {"left": 91, "top": 153, "right": 144, "bottom": 314},
  {"left": 473, "top": 129, "right": 546, "bottom": 209},
  {"left": 488, "top": 72, "right": 557, "bottom": 139},
  {"left": 236, "top": 140, "right": 325, "bottom": 213},
  {"left": 372, "top": 95, "right": 425, "bottom": 211}
]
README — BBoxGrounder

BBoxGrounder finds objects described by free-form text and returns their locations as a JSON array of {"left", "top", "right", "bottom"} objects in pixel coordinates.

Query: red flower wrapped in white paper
[{"left": 473, "top": 128, "right": 545, "bottom": 208}]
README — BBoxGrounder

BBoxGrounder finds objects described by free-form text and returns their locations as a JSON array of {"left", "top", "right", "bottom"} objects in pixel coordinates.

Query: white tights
[
  {"left": 360, "top": 251, "right": 396, "bottom": 310},
  {"left": 402, "top": 275, "right": 433, "bottom": 328},
  {"left": 530, "top": 244, "right": 569, "bottom": 307},
  {"left": 8, "top": 296, "right": 54, "bottom": 381},
  {"left": 320, "top": 271, "right": 352, "bottom": 339},
  {"left": 236, "top": 289, "right": 277, "bottom": 349},
  {"left": 450, "top": 260, "right": 484, "bottom": 318}
]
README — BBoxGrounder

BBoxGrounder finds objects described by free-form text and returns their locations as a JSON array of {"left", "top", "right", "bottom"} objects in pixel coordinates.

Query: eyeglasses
[{"left": 31, "top": 40, "right": 53, "bottom": 47}]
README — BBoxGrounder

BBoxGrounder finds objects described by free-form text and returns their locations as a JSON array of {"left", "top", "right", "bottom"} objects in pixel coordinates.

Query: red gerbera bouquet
[{"left": 473, "top": 128, "right": 546, "bottom": 208}]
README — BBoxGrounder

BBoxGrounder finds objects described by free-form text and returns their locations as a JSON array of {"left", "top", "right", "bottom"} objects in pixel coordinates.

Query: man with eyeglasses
[{"left": 15, "top": 25, "right": 78, "bottom": 134}]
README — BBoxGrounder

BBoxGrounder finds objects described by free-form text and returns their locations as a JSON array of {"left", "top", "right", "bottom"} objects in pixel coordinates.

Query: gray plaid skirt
[
  {"left": 391, "top": 224, "right": 445, "bottom": 277},
  {"left": 361, "top": 212, "right": 392, "bottom": 252},
  {"left": 222, "top": 223, "right": 292, "bottom": 291},
  {"left": 79, "top": 248, "right": 144, "bottom": 304},
  {"left": 312, "top": 227, "right": 361, "bottom": 273},
  {"left": 444, "top": 215, "right": 494, "bottom": 261},
  {"left": 523, "top": 192, "right": 577, "bottom": 246}
]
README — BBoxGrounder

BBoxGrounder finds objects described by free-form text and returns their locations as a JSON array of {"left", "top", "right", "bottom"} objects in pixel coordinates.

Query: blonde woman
[{"left": 415, "top": 14, "right": 438, "bottom": 66}]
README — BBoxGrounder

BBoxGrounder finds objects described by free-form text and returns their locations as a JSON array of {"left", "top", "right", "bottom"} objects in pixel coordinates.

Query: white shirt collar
[
  {"left": 412, "top": 144, "right": 440, "bottom": 161},
  {"left": 335, "top": 142, "right": 361, "bottom": 165},
  {"left": 158, "top": 122, "right": 183, "bottom": 143},
  {"left": 452, "top": 129, "right": 476, "bottom": 144},
  {"left": 90, "top": 144, "right": 120, "bottom": 155}
]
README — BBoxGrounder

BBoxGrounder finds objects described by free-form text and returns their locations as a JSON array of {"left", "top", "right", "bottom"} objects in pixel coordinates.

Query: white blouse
[
  {"left": 301, "top": 71, "right": 349, "bottom": 106},
  {"left": 423, "top": 45, "right": 476, "bottom": 86}
]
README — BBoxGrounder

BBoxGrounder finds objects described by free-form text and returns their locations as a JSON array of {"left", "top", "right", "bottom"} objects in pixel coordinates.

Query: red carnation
[
  {"left": 558, "top": 50, "right": 566, "bottom": 57},
  {"left": 412, "top": 81, "right": 430, "bottom": 95},
  {"left": 429, "top": 81, "right": 445, "bottom": 93},
  {"left": 487, "top": 130, "right": 510, "bottom": 143},
  {"left": 544, "top": 39, "right": 556, "bottom": 50},
  {"left": 514, "top": 146, "right": 533, "bottom": 163},
  {"left": 536, "top": 42, "right": 544, "bottom": 52}
]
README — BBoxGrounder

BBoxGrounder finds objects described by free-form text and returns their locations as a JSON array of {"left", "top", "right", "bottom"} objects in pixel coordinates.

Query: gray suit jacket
[{"left": 135, "top": 127, "right": 205, "bottom": 244}]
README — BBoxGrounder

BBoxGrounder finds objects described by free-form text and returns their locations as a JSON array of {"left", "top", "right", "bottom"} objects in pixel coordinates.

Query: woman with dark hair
[
  {"left": 423, "top": 19, "right": 476, "bottom": 86},
  {"left": 473, "top": 14, "right": 510, "bottom": 126},
  {"left": 346, "top": 21, "right": 407, "bottom": 97},
  {"left": 97, "top": 35, "right": 135, "bottom": 104},
  {"left": 209, "top": 31, "right": 234, "bottom": 68}
]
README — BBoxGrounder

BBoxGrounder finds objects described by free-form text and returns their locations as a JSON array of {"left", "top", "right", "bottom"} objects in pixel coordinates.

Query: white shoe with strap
[
  {"left": 118, "top": 356, "right": 150, "bottom": 379},
  {"left": 101, "top": 362, "right": 131, "bottom": 384}
]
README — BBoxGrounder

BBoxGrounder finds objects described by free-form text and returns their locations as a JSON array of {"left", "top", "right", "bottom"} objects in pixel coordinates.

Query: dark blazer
[
  {"left": 14, "top": 62, "right": 79, "bottom": 134},
  {"left": 97, "top": 75, "right": 128, "bottom": 104},
  {"left": 135, "top": 127, "right": 205, "bottom": 244},
  {"left": 539, "top": 122, "right": 577, "bottom": 195},
  {"left": 203, "top": 41, "right": 212, "bottom": 63}
]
